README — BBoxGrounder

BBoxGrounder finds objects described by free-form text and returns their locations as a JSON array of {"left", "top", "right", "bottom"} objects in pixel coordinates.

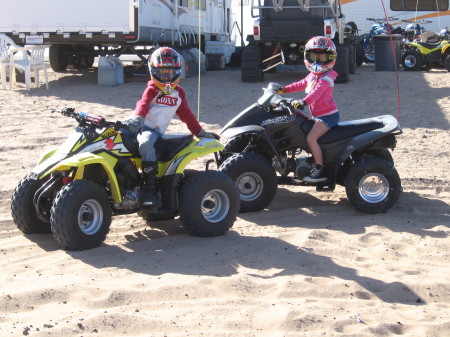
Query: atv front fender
[
  {"left": 37, "top": 147, "right": 59, "bottom": 165},
  {"left": 221, "top": 125, "right": 280, "bottom": 159},
  {"left": 35, "top": 152, "right": 123, "bottom": 203}
]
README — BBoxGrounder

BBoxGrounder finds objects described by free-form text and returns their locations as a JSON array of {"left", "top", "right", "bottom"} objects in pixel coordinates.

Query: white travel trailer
[
  {"left": 0, "top": 0, "right": 237, "bottom": 71},
  {"left": 341, "top": 0, "right": 450, "bottom": 35}
]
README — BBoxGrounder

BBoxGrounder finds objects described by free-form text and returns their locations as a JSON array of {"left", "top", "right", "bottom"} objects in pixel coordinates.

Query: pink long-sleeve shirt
[
  {"left": 133, "top": 81, "right": 202, "bottom": 136},
  {"left": 284, "top": 70, "right": 338, "bottom": 117}
]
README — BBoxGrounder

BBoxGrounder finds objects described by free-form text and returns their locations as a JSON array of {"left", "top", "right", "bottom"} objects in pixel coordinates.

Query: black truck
[{"left": 241, "top": 0, "right": 361, "bottom": 83}]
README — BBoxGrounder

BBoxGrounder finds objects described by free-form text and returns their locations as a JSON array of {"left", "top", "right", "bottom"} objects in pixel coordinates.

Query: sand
[{"left": 0, "top": 63, "right": 449, "bottom": 336}]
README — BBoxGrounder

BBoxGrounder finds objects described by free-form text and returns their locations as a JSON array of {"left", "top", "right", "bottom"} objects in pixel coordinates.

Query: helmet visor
[
  {"left": 305, "top": 51, "right": 336, "bottom": 64},
  {"left": 151, "top": 67, "right": 181, "bottom": 83}
]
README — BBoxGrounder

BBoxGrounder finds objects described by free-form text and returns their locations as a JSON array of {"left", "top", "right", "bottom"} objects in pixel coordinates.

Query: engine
[{"left": 274, "top": 155, "right": 314, "bottom": 179}]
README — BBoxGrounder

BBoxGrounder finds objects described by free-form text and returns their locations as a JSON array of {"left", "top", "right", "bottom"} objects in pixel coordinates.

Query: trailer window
[
  {"left": 195, "top": 0, "right": 206, "bottom": 11},
  {"left": 390, "top": 0, "right": 448, "bottom": 11},
  {"left": 179, "top": 0, "right": 188, "bottom": 7}
]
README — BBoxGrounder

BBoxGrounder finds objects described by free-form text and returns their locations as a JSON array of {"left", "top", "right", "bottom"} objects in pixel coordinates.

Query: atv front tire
[
  {"left": 219, "top": 152, "right": 278, "bottom": 213},
  {"left": 402, "top": 50, "right": 423, "bottom": 71},
  {"left": 178, "top": 170, "right": 239, "bottom": 237},
  {"left": 50, "top": 180, "right": 112, "bottom": 250},
  {"left": 345, "top": 157, "right": 401, "bottom": 214},
  {"left": 11, "top": 174, "right": 51, "bottom": 234}
]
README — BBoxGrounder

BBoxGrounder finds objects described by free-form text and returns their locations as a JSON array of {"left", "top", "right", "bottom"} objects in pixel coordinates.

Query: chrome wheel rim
[
  {"left": 235, "top": 172, "right": 264, "bottom": 202},
  {"left": 404, "top": 54, "right": 417, "bottom": 68},
  {"left": 201, "top": 189, "right": 230, "bottom": 223},
  {"left": 78, "top": 199, "right": 103, "bottom": 235},
  {"left": 358, "top": 173, "right": 389, "bottom": 203}
]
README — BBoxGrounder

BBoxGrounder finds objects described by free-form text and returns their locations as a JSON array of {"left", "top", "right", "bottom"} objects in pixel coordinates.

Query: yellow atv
[
  {"left": 11, "top": 108, "right": 239, "bottom": 250},
  {"left": 402, "top": 39, "right": 450, "bottom": 71}
]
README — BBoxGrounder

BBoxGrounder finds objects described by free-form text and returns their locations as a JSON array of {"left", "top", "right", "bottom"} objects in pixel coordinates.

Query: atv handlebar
[
  {"left": 52, "top": 108, "right": 129, "bottom": 130},
  {"left": 263, "top": 83, "right": 310, "bottom": 119}
]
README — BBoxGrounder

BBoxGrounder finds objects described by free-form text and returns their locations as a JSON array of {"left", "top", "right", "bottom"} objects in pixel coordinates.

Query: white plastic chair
[
  {"left": 9, "top": 45, "right": 50, "bottom": 90},
  {"left": 0, "top": 34, "right": 22, "bottom": 90}
]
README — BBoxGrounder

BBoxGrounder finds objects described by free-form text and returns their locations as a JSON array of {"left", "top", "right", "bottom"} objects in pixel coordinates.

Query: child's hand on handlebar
[{"left": 291, "top": 99, "right": 305, "bottom": 111}]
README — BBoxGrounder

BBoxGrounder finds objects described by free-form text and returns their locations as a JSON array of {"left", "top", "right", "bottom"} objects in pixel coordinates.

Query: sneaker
[{"left": 303, "top": 165, "right": 327, "bottom": 183}]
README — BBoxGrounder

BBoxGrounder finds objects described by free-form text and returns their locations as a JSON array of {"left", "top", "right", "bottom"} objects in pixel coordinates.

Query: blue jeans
[
  {"left": 313, "top": 111, "right": 339, "bottom": 129},
  {"left": 136, "top": 126, "right": 162, "bottom": 162}
]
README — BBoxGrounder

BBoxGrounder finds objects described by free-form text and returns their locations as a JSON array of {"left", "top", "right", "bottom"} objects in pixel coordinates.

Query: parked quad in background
[{"left": 402, "top": 38, "right": 450, "bottom": 71}]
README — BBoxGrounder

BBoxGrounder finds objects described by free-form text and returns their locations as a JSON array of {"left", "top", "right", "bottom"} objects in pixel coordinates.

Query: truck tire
[
  {"left": 49, "top": 45, "right": 69, "bottom": 72},
  {"left": 348, "top": 44, "right": 356, "bottom": 74},
  {"left": 241, "top": 45, "right": 263, "bottom": 82},
  {"left": 335, "top": 44, "right": 350, "bottom": 83},
  {"left": 355, "top": 43, "right": 364, "bottom": 66}
]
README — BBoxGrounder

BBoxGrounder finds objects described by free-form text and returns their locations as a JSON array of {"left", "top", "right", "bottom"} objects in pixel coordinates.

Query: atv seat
[
  {"left": 304, "top": 116, "right": 395, "bottom": 145},
  {"left": 122, "top": 131, "right": 193, "bottom": 162},
  {"left": 417, "top": 41, "right": 442, "bottom": 49}
]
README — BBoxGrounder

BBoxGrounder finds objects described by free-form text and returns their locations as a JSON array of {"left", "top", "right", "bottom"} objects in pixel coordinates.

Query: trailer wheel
[
  {"left": 49, "top": 45, "right": 69, "bottom": 72},
  {"left": 335, "top": 44, "right": 350, "bottom": 83}
]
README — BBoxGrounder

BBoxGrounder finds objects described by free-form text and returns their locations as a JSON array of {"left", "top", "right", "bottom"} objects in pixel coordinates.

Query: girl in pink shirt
[{"left": 279, "top": 36, "right": 340, "bottom": 183}]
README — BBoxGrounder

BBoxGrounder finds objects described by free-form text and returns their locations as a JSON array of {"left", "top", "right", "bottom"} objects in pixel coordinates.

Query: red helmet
[
  {"left": 148, "top": 47, "right": 182, "bottom": 94},
  {"left": 304, "top": 36, "right": 337, "bottom": 74}
]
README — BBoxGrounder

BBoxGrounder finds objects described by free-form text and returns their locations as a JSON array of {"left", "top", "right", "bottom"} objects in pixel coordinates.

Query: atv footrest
[
  {"left": 277, "top": 176, "right": 308, "bottom": 186},
  {"left": 316, "top": 183, "right": 334, "bottom": 192}
]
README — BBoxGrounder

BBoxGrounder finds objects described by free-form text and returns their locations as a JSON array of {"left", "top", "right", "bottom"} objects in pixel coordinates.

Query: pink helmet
[
  {"left": 148, "top": 47, "right": 182, "bottom": 94},
  {"left": 304, "top": 36, "right": 337, "bottom": 74}
]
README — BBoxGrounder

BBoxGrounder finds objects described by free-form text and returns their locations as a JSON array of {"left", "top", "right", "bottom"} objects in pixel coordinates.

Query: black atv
[{"left": 217, "top": 82, "right": 403, "bottom": 214}]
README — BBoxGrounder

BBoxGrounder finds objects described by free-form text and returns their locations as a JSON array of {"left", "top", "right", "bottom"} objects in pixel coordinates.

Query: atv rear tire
[
  {"left": 178, "top": 170, "right": 239, "bottom": 237},
  {"left": 219, "top": 152, "right": 277, "bottom": 213},
  {"left": 50, "top": 180, "right": 112, "bottom": 250},
  {"left": 402, "top": 50, "right": 423, "bottom": 71},
  {"left": 345, "top": 157, "right": 401, "bottom": 214},
  {"left": 445, "top": 54, "right": 450, "bottom": 72},
  {"left": 11, "top": 174, "right": 51, "bottom": 234}
]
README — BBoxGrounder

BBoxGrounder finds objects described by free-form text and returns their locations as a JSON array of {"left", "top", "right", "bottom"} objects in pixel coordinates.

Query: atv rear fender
[
  {"left": 337, "top": 115, "right": 402, "bottom": 164},
  {"left": 158, "top": 138, "right": 224, "bottom": 175}
]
